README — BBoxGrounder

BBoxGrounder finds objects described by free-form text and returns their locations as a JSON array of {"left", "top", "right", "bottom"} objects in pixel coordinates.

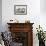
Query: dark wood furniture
[{"left": 7, "top": 23, "right": 34, "bottom": 46}]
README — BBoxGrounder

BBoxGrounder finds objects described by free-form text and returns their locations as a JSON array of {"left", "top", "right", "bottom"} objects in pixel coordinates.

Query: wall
[
  {"left": 40, "top": 0, "right": 46, "bottom": 13},
  {"left": 2, "top": 0, "right": 40, "bottom": 30},
  {"left": 2, "top": 0, "right": 46, "bottom": 46},
  {"left": 0, "top": 0, "right": 2, "bottom": 32},
  {"left": 40, "top": 0, "right": 46, "bottom": 31}
]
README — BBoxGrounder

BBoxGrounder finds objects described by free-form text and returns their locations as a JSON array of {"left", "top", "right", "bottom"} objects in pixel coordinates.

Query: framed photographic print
[{"left": 14, "top": 5, "right": 27, "bottom": 15}]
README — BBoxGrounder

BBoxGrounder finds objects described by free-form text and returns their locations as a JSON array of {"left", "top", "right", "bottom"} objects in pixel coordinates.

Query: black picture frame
[{"left": 14, "top": 5, "right": 27, "bottom": 15}]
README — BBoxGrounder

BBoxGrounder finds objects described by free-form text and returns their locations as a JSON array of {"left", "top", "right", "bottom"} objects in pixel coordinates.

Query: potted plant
[{"left": 36, "top": 25, "right": 45, "bottom": 46}]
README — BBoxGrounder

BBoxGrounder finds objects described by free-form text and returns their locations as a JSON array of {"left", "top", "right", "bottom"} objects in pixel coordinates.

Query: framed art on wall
[{"left": 14, "top": 5, "right": 27, "bottom": 15}]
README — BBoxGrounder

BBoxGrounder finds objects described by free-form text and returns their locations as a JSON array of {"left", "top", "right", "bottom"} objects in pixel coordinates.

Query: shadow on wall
[
  {"left": 40, "top": 0, "right": 46, "bottom": 14},
  {"left": 0, "top": 0, "right": 2, "bottom": 32}
]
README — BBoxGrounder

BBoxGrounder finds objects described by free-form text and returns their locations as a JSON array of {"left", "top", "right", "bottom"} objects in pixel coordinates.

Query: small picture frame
[{"left": 14, "top": 5, "right": 27, "bottom": 15}]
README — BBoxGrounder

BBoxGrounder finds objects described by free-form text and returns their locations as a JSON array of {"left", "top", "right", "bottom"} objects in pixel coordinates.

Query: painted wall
[
  {"left": 40, "top": 0, "right": 46, "bottom": 31},
  {"left": 2, "top": 0, "right": 46, "bottom": 46},
  {"left": 40, "top": 0, "right": 46, "bottom": 13},
  {"left": 2, "top": 0, "right": 40, "bottom": 31},
  {"left": 0, "top": 0, "right": 2, "bottom": 32}
]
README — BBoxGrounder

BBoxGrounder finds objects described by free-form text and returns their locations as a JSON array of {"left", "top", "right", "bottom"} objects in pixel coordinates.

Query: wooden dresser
[{"left": 7, "top": 23, "right": 34, "bottom": 46}]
